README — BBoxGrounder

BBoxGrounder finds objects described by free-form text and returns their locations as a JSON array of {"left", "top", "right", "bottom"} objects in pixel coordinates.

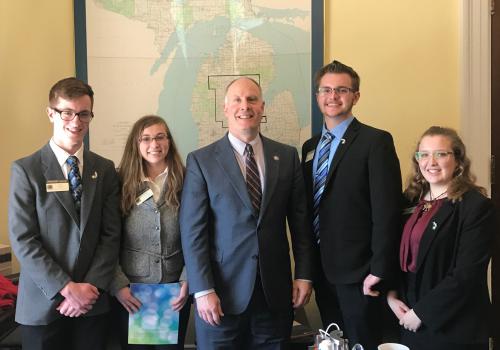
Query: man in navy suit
[
  {"left": 180, "top": 77, "right": 314, "bottom": 349},
  {"left": 301, "top": 61, "right": 402, "bottom": 348},
  {"left": 8, "top": 77, "right": 121, "bottom": 350}
]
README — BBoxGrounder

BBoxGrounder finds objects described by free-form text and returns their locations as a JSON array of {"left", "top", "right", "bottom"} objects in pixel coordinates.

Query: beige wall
[
  {"left": 0, "top": 1, "right": 75, "bottom": 254},
  {"left": 326, "top": 0, "right": 459, "bottom": 184},
  {"left": 0, "top": 2, "right": 460, "bottom": 262}
]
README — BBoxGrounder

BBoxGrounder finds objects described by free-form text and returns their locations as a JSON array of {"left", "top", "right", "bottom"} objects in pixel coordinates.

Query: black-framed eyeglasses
[
  {"left": 415, "top": 151, "right": 454, "bottom": 161},
  {"left": 139, "top": 133, "right": 169, "bottom": 144},
  {"left": 51, "top": 108, "right": 94, "bottom": 122},
  {"left": 317, "top": 86, "right": 356, "bottom": 96}
]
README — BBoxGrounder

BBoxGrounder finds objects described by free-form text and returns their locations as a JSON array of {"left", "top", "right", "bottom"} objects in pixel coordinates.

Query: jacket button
[
  {"left": 155, "top": 226, "right": 160, "bottom": 230},
  {"left": 252, "top": 255, "right": 258, "bottom": 260},
  {"left": 155, "top": 259, "right": 160, "bottom": 263}
]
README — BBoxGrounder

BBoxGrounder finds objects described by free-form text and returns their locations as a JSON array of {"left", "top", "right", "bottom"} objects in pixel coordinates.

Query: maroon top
[{"left": 400, "top": 198, "right": 445, "bottom": 272}]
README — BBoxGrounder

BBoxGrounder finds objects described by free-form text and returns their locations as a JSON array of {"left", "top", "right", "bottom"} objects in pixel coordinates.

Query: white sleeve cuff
[{"left": 194, "top": 288, "right": 215, "bottom": 299}]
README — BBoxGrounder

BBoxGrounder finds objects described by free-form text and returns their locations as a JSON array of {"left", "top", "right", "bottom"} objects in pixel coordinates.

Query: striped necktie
[
  {"left": 66, "top": 156, "right": 82, "bottom": 212},
  {"left": 313, "top": 132, "right": 333, "bottom": 242},
  {"left": 245, "top": 144, "right": 262, "bottom": 215}
]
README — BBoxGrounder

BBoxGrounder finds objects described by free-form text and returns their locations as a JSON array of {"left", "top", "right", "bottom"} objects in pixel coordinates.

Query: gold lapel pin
[
  {"left": 91, "top": 171, "right": 98, "bottom": 179},
  {"left": 273, "top": 155, "right": 279, "bottom": 161}
]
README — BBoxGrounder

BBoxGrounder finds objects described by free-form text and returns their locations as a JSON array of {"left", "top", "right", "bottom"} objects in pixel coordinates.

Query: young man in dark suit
[
  {"left": 8, "top": 77, "right": 121, "bottom": 350},
  {"left": 302, "top": 61, "right": 402, "bottom": 349},
  {"left": 180, "top": 77, "right": 314, "bottom": 349}
]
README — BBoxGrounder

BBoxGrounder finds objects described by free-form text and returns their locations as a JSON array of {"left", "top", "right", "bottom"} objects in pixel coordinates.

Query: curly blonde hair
[{"left": 405, "top": 126, "right": 486, "bottom": 202}]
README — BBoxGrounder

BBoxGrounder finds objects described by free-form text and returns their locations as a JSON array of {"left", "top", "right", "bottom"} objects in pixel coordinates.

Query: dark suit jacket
[
  {"left": 8, "top": 143, "right": 121, "bottom": 325},
  {"left": 301, "top": 118, "right": 402, "bottom": 284},
  {"left": 402, "top": 190, "right": 496, "bottom": 344},
  {"left": 180, "top": 134, "right": 314, "bottom": 314}
]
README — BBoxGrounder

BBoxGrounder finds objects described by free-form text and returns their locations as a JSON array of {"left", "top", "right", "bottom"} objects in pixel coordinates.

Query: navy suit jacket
[
  {"left": 180, "top": 134, "right": 314, "bottom": 314},
  {"left": 8, "top": 143, "right": 121, "bottom": 325}
]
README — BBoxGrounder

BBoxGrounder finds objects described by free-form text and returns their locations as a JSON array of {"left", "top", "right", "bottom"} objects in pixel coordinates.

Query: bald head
[
  {"left": 224, "top": 77, "right": 262, "bottom": 104},
  {"left": 223, "top": 77, "right": 265, "bottom": 143}
]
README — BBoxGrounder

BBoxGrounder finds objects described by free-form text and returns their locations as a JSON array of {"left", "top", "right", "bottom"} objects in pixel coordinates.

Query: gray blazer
[
  {"left": 180, "top": 134, "right": 314, "bottom": 314},
  {"left": 109, "top": 182, "right": 186, "bottom": 295},
  {"left": 8, "top": 143, "right": 121, "bottom": 325}
]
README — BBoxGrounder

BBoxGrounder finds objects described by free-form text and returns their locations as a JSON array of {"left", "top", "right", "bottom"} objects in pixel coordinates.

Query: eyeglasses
[
  {"left": 52, "top": 108, "right": 94, "bottom": 122},
  {"left": 139, "top": 134, "right": 169, "bottom": 144},
  {"left": 317, "top": 86, "right": 356, "bottom": 96},
  {"left": 415, "top": 151, "right": 454, "bottom": 161}
]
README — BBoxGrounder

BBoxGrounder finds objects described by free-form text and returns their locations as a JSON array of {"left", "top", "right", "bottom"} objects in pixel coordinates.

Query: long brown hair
[
  {"left": 405, "top": 126, "right": 486, "bottom": 202},
  {"left": 118, "top": 115, "right": 185, "bottom": 215}
]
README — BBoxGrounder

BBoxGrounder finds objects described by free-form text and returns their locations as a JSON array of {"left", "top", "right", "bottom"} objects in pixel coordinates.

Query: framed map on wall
[{"left": 75, "top": 0, "right": 324, "bottom": 163}]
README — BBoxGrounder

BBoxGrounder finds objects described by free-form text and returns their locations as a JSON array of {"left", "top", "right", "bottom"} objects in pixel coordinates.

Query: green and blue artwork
[{"left": 128, "top": 283, "right": 180, "bottom": 345}]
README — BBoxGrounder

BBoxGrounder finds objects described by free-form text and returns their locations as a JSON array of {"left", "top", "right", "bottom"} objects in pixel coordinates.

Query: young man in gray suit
[
  {"left": 180, "top": 77, "right": 314, "bottom": 349},
  {"left": 8, "top": 77, "right": 121, "bottom": 350}
]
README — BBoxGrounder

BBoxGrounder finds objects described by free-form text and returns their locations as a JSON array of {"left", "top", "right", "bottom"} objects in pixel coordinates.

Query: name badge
[
  {"left": 46, "top": 180, "right": 69, "bottom": 192},
  {"left": 135, "top": 189, "right": 153, "bottom": 205},
  {"left": 305, "top": 150, "right": 315, "bottom": 163}
]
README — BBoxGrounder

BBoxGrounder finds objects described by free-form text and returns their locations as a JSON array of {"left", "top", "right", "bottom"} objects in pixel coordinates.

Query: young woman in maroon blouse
[{"left": 387, "top": 126, "right": 496, "bottom": 350}]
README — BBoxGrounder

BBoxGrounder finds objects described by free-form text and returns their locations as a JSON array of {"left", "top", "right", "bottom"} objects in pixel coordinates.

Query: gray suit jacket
[
  {"left": 8, "top": 143, "right": 121, "bottom": 325},
  {"left": 109, "top": 182, "right": 186, "bottom": 295},
  {"left": 180, "top": 134, "right": 314, "bottom": 314}
]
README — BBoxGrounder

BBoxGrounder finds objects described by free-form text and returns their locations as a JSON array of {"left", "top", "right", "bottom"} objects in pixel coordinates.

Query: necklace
[{"left": 422, "top": 189, "right": 447, "bottom": 212}]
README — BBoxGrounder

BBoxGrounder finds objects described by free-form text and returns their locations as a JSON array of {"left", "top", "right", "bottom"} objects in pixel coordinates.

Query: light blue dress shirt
[{"left": 312, "top": 116, "right": 354, "bottom": 178}]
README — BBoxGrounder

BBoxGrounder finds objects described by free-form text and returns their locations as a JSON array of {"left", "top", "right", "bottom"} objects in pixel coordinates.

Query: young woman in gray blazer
[{"left": 109, "top": 115, "right": 190, "bottom": 349}]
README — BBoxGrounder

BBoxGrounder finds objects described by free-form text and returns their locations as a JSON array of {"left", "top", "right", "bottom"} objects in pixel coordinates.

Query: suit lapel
[
  {"left": 324, "top": 118, "right": 361, "bottom": 187},
  {"left": 415, "top": 201, "right": 454, "bottom": 272},
  {"left": 303, "top": 135, "right": 321, "bottom": 190},
  {"left": 259, "top": 136, "right": 280, "bottom": 221},
  {"left": 214, "top": 135, "right": 255, "bottom": 215},
  {"left": 41, "top": 144, "right": 80, "bottom": 225},
  {"left": 80, "top": 150, "right": 97, "bottom": 234}
]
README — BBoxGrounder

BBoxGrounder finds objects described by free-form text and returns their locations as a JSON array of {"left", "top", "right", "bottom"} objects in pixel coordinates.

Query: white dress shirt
[
  {"left": 141, "top": 166, "right": 168, "bottom": 202},
  {"left": 49, "top": 139, "right": 84, "bottom": 179}
]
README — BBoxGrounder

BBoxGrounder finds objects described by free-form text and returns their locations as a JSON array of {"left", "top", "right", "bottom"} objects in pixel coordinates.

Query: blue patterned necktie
[
  {"left": 245, "top": 144, "right": 262, "bottom": 215},
  {"left": 313, "top": 132, "right": 333, "bottom": 242},
  {"left": 66, "top": 156, "right": 82, "bottom": 212}
]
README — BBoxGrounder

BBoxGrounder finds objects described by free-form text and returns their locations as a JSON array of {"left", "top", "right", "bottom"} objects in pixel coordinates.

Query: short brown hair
[
  {"left": 314, "top": 60, "right": 360, "bottom": 92},
  {"left": 49, "top": 77, "right": 94, "bottom": 108}
]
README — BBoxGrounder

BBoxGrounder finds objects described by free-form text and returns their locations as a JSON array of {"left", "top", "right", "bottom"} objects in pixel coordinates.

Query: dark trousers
[
  {"left": 21, "top": 313, "right": 109, "bottom": 350},
  {"left": 111, "top": 295, "right": 191, "bottom": 350},
  {"left": 194, "top": 277, "right": 293, "bottom": 350},
  {"left": 314, "top": 260, "right": 397, "bottom": 350}
]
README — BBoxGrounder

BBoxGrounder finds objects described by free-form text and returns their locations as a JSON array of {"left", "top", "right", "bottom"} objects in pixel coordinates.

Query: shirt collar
[
  {"left": 322, "top": 116, "right": 354, "bottom": 140},
  {"left": 227, "top": 132, "right": 262, "bottom": 156},
  {"left": 141, "top": 165, "right": 169, "bottom": 183},
  {"left": 49, "top": 139, "right": 84, "bottom": 167}
]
